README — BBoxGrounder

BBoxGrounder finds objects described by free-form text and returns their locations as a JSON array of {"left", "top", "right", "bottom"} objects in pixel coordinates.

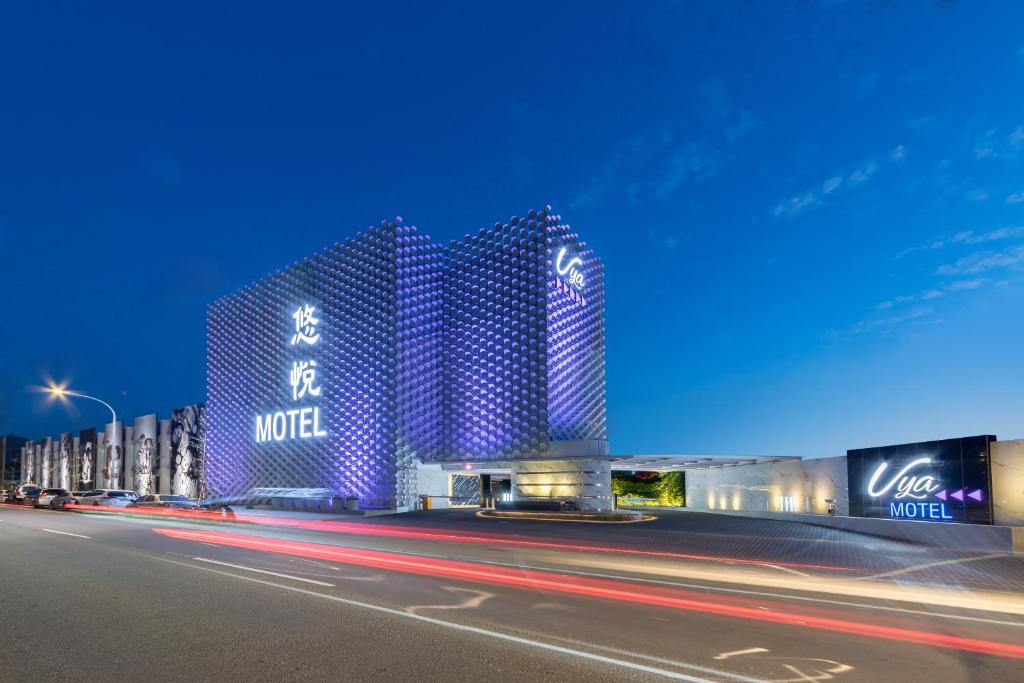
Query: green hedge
[{"left": 612, "top": 471, "right": 684, "bottom": 507}]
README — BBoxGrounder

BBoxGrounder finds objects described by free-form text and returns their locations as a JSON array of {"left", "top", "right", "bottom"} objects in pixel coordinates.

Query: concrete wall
[
  {"left": 415, "top": 463, "right": 452, "bottom": 509},
  {"left": 512, "top": 458, "right": 613, "bottom": 511},
  {"left": 685, "top": 456, "right": 849, "bottom": 516},
  {"left": 992, "top": 439, "right": 1024, "bottom": 527}
]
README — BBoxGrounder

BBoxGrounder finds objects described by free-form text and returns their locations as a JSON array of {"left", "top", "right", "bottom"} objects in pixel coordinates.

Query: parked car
[
  {"left": 130, "top": 494, "right": 198, "bottom": 509},
  {"left": 34, "top": 488, "right": 69, "bottom": 509},
  {"left": 77, "top": 489, "right": 139, "bottom": 507},
  {"left": 10, "top": 484, "right": 42, "bottom": 505},
  {"left": 50, "top": 490, "right": 94, "bottom": 510}
]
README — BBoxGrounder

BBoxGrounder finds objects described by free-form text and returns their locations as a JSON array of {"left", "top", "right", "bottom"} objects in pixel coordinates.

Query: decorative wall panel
[
  {"left": 170, "top": 405, "right": 203, "bottom": 498},
  {"left": 132, "top": 414, "right": 158, "bottom": 495}
]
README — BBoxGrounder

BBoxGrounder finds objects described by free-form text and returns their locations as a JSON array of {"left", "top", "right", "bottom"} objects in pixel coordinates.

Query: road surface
[{"left": 0, "top": 505, "right": 1021, "bottom": 681}]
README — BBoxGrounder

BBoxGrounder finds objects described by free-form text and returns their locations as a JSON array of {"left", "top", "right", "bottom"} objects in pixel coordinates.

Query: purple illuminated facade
[
  {"left": 442, "top": 209, "right": 606, "bottom": 461},
  {"left": 205, "top": 207, "right": 605, "bottom": 509}
]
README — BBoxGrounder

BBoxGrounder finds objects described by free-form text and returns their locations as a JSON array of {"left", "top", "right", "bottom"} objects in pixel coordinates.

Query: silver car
[
  {"left": 77, "top": 489, "right": 139, "bottom": 507},
  {"left": 35, "top": 488, "right": 69, "bottom": 508}
]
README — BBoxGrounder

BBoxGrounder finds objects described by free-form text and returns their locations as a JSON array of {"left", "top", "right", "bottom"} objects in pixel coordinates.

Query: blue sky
[{"left": 2, "top": 1, "right": 1022, "bottom": 457}]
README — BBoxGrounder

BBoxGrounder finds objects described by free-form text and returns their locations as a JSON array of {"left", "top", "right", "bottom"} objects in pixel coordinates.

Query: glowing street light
[{"left": 46, "top": 384, "right": 117, "bottom": 427}]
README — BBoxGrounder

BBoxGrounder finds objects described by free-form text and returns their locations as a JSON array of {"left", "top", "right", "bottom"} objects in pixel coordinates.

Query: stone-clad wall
[
  {"left": 685, "top": 456, "right": 849, "bottom": 516},
  {"left": 992, "top": 439, "right": 1024, "bottom": 527}
]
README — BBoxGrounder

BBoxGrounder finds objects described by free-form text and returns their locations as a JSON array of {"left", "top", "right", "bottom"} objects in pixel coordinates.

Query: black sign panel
[{"left": 847, "top": 436, "right": 994, "bottom": 524}]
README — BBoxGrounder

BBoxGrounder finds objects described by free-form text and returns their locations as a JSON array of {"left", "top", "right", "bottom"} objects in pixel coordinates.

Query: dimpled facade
[
  {"left": 205, "top": 206, "right": 606, "bottom": 509},
  {"left": 206, "top": 219, "right": 442, "bottom": 509},
  {"left": 442, "top": 208, "right": 606, "bottom": 461}
]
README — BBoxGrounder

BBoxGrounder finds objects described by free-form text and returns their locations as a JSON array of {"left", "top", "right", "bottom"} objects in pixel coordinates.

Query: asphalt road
[{"left": 1, "top": 505, "right": 1022, "bottom": 682}]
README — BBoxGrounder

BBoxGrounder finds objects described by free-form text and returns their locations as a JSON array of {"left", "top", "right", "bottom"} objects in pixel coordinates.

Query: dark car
[
  {"left": 50, "top": 490, "right": 94, "bottom": 511},
  {"left": 130, "top": 494, "right": 198, "bottom": 509}
]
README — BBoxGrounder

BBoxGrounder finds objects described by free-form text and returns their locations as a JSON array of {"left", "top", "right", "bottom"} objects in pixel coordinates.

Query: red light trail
[
  {"left": 153, "top": 526, "right": 1024, "bottom": 660},
  {"left": 64, "top": 503, "right": 860, "bottom": 572}
]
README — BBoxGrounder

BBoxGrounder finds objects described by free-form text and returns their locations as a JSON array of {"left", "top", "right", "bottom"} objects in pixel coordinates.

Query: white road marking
[
  {"left": 192, "top": 557, "right": 335, "bottom": 587},
  {"left": 407, "top": 587, "right": 494, "bottom": 614},
  {"left": 763, "top": 564, "right": 809, "bottom": 578},
  {"left": 300, "top": 558, "right": 385, "bottom": 581},
  {"left": 41, "top": 528, "right": 90, "bottom": 539},
  {"left": 715, "top": 648, "right": 769, "bottom": 660},
  {"left": 858, "top": 553, "right": 1004, "bottom": 580},
  {"left": 158, "top": 556, "right": 765, "bottom": 683}
]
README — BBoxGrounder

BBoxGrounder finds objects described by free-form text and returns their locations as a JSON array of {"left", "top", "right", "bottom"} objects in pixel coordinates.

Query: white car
[
  {"left": 78, "top": 489, "right": 139, "bottom": 507},
  {"left": 35, "top": 488, "right": 69, "bottom": 508}
]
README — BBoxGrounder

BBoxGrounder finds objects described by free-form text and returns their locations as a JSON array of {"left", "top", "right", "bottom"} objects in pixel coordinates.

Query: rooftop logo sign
[{"left": 555, "top": 247, "right": 585, "bottom": 291}]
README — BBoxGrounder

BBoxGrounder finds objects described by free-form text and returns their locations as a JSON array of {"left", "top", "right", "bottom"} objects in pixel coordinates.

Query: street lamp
[{"left": 46, "top": 385, "right": 117, "bottom": 428}]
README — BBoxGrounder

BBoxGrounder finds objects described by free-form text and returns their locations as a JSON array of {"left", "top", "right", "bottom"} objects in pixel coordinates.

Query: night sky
[{"left": 2, "top": 1, "right": 1022, "bottom": 457}]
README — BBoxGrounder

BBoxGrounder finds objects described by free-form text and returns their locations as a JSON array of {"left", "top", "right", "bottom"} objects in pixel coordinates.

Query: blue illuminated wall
[
  {"left": 206, "top": 219, "right": 441, "bottom": 509},
  {"left": 441, "top": 206, "right": 606, "bottom": 461},
  {"left": 206, "top": 206, "right": 606, "bottom": 506}
]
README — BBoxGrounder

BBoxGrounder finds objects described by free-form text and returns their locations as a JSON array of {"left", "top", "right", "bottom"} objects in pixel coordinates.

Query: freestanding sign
[{"left": 847, "top": 436, "right": 995, "bottom": 524}]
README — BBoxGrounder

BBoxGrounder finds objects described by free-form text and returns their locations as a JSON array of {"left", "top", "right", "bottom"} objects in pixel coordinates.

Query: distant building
[{"left": 1, "top": 434, "right": 28, "bottom": 487}]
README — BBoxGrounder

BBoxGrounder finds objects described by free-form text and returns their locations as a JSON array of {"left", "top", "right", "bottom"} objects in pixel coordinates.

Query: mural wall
[
  {"left": 170, "top": 405, "right": 203, "bottom": 498},
  {"left": 131, "top": 414, "right": 158, "bottom": 495},
  {"left": 79, "top": 428, "right": 96, "bottom": 490},
  {"left": 103, "top": 423, "right": 123, "bottom": 490},
  {"left": 58, "top": 433, "right": 73, "bottom": 490},
  {"left": 41, "top": 437, "right": 52, "bottom": 488}
]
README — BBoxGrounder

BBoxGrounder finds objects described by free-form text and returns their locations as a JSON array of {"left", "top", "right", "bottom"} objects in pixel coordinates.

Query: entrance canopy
[{"left": 611, "top": 454, "right": 800, "bottom": 471}]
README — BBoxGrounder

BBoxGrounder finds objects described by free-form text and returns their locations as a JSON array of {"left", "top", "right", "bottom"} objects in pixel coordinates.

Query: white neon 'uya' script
[
  {"left": 867, "top": 457, "right": 940, "bottom": 500},
  {"left": 555, "top": 247, "right": 585, "bottom": 291}
]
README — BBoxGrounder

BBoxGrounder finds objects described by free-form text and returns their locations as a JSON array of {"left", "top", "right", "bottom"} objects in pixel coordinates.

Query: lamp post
[
  {"left": 47, "top": 385, "right": 120, "bottom": 489},
  {"left": 47, "top": 386, "right": 117, "bottom": 428}
]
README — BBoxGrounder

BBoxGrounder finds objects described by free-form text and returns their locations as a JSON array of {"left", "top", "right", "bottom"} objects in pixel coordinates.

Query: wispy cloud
[
  {"left": 725, "top": 109, "right": 763, "bottom": 145},
  {"left": 572, "top": 103, "right": 761, "bottom": 210},
  {"left": 873, "top": 280, "right": 985, "bottom": 312},
  {"left": 1008, "top": 192, "right": 1024, "bottom": 204},
  {"left": 1011, "top": 125, "right": 1024, "bottom": 150},
  {"left": 850, "top": 223, "right": 1024, "bottom": 335},
  {"left": 772, "top": 192, "right": 820, "bottom": 218},
  {"left": 937, "top": 245, "right": 1024, "bottom": 276},
  {"left": 974, "top": 129, "right": 998, "bottom": 159},
  {"left": 773, "top": 149, "right": 901, "bottom": 219},
  {"left": 848, "top": 305, "right": 935, "bottom": 335},
  {"left": 652, "top": 142, "right": 727, "bottom": 199},
  {"left": 895, "top": 224, "right": 1024, "bottom": 257}
]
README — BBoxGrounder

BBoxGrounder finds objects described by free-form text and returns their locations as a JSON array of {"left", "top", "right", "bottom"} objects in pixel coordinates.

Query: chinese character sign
[
  {"left": 290, "top": 360, "right": 321, "bottom": 401},
  {"left": 292, "top": 304, "right": 320, "bottom": 345},
  {"left": 255, "top": 304, "right": 328, "bottom": 443}
]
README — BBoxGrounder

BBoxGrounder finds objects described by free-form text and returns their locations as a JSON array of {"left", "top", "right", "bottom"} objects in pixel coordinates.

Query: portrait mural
[
  {"left": 79, "top": 428, "right": 96, "bottom": 490},
  {"left": 102, "top": 424, "right": 123, "bottom": 489},
  {"left": 59, "top": 433, "right": 73, "bottom": 490},
  {"left": 170, "top": 404, "right": 203, "bottom": 498},
  {"left": 132, "top": 414, "right": 158, "bottom": 495},
  {"left": 41, "top": 437, "right": 52, "bottom": 488}
]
